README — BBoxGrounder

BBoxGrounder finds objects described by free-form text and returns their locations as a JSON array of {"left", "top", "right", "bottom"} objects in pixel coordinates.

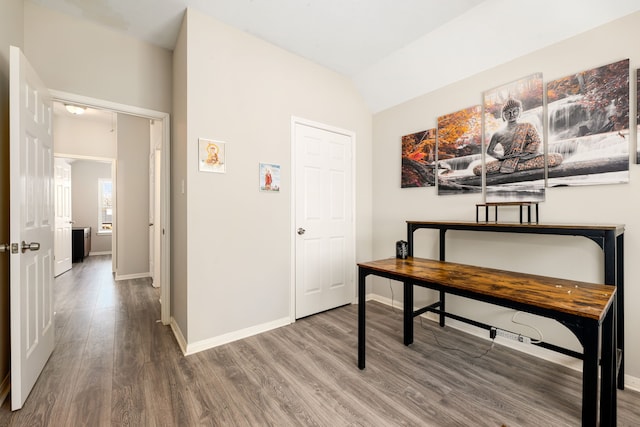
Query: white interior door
[
  {"left": 294, "top": 120, "right": 354, "bottom": 319},
  {"left": 149, "top": 149, "right": 155, "bottom": 284},
  {"left": 9, "top": 45, "right": 55, "bottom": 410},
  {"left": 153, "top": 149, "right": 162, "bottom": 288},
  {"left": 54, "top": 158, "right": 72, "bottom": 276}
]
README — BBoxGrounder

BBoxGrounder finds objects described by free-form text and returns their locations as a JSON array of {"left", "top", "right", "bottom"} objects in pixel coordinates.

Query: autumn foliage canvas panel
[
  {"left": 401, "top": 129, "right": 436, "bottom": 188},
  {"left": 436, "top": 106, "right": 482, "bottom": 195}
]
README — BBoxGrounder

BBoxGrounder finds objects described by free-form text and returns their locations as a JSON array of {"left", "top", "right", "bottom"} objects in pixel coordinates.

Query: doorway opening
[
  {"left": 290, "top": 116, "right": 356, "bottom": 321},
  {"left": 50, "top": 90, "right": 171, "bottom": 325}
]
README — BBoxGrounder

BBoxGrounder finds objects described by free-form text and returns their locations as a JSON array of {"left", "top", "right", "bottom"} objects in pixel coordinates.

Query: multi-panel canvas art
[
  {"left": 401, "top": 58, "right": 632, "bottom": 209},
  {"left": 482, "top": 74, "right": 546, "bottom": 203},
  {"left": 637, "top": 68, "right": 640, "bottom": 164},
  {"left": 546, "top": 58, "right": 629, "bottom": 187},
  {"left": 436, "top": 106, "right": 482, "bottom": 195},
  {"left": 401, "top": 129, "right": 436, "bottom": 188}
]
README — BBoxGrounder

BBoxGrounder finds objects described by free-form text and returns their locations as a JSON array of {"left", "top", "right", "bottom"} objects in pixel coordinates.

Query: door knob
[
  {"left": 0, "top": 243, "right": 9, "bottom": 253},
  {"left": 297, "top": 228, "right": 306, "bottom": 235},
  {"left": 21, "top": 241, "right": 40, "bottom": 253}
]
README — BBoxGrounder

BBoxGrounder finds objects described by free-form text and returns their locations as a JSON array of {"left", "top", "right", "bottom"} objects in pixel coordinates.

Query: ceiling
[{"left": 32, "top": 0, "right": 640, "bottom": 113}]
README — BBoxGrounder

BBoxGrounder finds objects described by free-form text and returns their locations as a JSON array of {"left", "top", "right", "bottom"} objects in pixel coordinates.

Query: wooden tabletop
[
  {"left": 406, "top": 220, "right": 624, "bottom": 233},
  {"left": 358, "top": 257, "right": 615, "bottom": 321}
]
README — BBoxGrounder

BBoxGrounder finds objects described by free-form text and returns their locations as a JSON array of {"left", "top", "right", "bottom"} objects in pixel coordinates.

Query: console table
[
  {"left": 406, "top": 220, "right": 625, "bottom": 389},
  {"left": 357, "top": 257, "right": 617, "bottom": 426}
]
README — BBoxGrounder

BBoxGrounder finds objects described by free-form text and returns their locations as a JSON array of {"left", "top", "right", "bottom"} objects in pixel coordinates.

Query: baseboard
[
  {"left": 89, "top": 251, "right": 112, "bottom": 256},
  {"left": 170, "top": 317, "right": 188, "bottom": 355},
  {"left": 183, "top": 317, "right": 291, "bottom": 356},
  {"left": 366, "top": 293, "right": 640, "bottom": 392},
  {"left": 0, "top": 372, "right": 10, "bottom": 407},
  {"left": 114, "top": 272, "right": 150, "bottom": 281}
]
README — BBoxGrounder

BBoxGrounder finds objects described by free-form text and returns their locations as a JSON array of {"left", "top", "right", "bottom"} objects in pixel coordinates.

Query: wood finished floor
[{"left": 1, "top": 255, "right": 639, "bottom": 426}]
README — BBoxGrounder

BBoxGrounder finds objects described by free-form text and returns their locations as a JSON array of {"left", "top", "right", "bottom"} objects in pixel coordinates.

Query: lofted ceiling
[{"left": 31, "top": 0, "right": 640, "bottom": 113}]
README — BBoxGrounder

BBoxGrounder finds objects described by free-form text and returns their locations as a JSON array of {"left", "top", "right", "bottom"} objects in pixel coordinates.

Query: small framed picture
[
  {"left": 198, "top": 138, "right": 226, "bottom": 173},
  {"left": 259, "top": 163, "right": 280, "bottom": 192}
]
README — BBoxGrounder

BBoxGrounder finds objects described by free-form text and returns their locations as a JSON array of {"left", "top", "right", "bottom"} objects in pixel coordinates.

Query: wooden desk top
[
  {"left": 358, "top": 257, "right": 615, "bottom": 321},
  {"left": 406, "top": 220, "right": 624, "bottom": 235}
]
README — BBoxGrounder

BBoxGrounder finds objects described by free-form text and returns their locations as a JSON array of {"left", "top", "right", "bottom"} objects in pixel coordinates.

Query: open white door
[
  {"left": 54, "top": 158, "right": 72, "bottom": 276},
  {"left": 9, "top": 46, "right": 55, "bottom": 410},
  {"left": 294, "top": 119, "right": 355, "bottom": 319}
]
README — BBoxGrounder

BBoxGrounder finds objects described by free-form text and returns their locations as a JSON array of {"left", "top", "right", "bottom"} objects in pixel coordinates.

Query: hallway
[{"left": 1, "top": 256, "right": 178, "bottom": 425}]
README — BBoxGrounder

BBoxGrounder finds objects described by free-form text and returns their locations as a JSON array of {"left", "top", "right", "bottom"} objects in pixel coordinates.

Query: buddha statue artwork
[{"left": 473, "top": 98, "right": 562, "bottom": 176}]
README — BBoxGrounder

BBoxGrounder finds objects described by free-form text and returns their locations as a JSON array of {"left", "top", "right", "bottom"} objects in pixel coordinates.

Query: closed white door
[
  {"left": 9, "top": 46, "right": 55, "bottom": 410},
  {"left": 54, "top": 158, "right": 72, "bottom": 276},
  {"left": 294, "top": 120, "right": 354, "bottom": 319},
  {"left": 149, "top": 149, "right": 155, "bottom": 283}
]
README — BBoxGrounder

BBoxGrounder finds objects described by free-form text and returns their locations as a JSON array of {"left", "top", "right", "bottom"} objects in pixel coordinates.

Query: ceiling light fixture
[{"left": 65, "top": 104, "right": 86, "bottom": 115}]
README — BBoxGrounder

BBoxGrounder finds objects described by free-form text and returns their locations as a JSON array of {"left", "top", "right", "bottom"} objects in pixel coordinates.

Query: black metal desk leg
[
  {"left": 616, "top": 233, "right": 624, "bottom": 390},
  {"left": 358, "top": 268, "right": 367, "bottom": 369},
  {"left": 581, "top": 322, "right": 600, "bottom": 427},
  {"left": 600, "top": 302, "right": 617, "bottom": 426},
  {"left": 404, "top": 282, "right": 414, "bottom": 345},
  {"left": 439, "top": 291, "right": 446, "bottom": 327},
  {"left": 519, "top": 206, "right": 523, "bottom": 224}
]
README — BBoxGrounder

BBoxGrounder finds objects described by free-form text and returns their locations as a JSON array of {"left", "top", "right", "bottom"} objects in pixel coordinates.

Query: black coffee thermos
[{"left": 396, "top": 240, "right": 408, "bottom": 259}]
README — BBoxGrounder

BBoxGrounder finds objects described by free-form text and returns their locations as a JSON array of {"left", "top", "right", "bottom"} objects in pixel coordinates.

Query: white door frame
[
  {"left": 53, "top": 154, "right": 116, "bottom": 260},
  {"left": 290, "top": 116, "right": 357, "bottom": 323},
  {"left": 50, "top": 90, "right": 172, "bottom": 325}
]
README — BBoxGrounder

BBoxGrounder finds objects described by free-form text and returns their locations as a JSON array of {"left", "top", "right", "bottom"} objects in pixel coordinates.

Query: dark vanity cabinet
[{"left": 72, "top": 227, "right": 91, "bottom": 262}]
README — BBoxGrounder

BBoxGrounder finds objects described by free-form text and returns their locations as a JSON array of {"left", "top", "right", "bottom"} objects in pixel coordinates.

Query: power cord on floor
[
  {"left": 390, "top": 279, "right": 495, "bottom": 359},
  {"left": 419, "top": 316, "right": 495, "bottom": 359}
]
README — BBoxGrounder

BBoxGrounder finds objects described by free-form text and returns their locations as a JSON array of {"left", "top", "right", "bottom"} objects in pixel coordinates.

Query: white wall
[
  {"left": 372, "top": 12, "right": 640, "bottom": 383},
  {"left": 23, "top": 0, "right": 172, "bottom": 114},
  {"left": 70, "top": 160, "right": 112, "bottom": 253},
  {"left": 116, "top": 113, "right": 150, "bottom": 278},
  {"left": 171, "top": 15, "right": 188, "bottom": 333},
  {"left": 54, "top": 108, "right": 117, "bottom": 158},
  {"left": 174, "top": 8, "right": 372, "bottom": 347}
]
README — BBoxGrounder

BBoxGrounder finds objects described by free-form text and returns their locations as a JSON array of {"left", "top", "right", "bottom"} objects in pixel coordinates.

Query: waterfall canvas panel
[
  {"left": 481, "top": 74, "right": 546, "bottom": 203},
  {"left": 401, "top": 128, "right": 436, "bottom": 188},
  {"left": 547, "top": 59, "right": 629, "bottom": 187},
  {"left": 436, "top": 106, "right": 482, "bottom": 195}
]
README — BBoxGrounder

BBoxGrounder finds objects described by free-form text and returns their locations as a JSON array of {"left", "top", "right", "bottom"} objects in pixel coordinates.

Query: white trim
[
  {"left": 89, "top": 251, "right": 112, "bottom": 256},
  {"left": 53, "top": 153, "right": 114, "bottom": 162},
  {"left": 50, "top": 89, "right": 172, "bottom": 326},
  {"left": 115, "top": 272, "right": 151, "bottom": 281},
  {"left": 365, "top": 294, "right": 640, "bottom": 393},
  {"left": 290, "top": 116, "right": 357, "bottom": 322},
  {"left": 0, "top": 373, "right": 10, "bottom": 407},
  {"left": 183, "top": 317, "right": 291, "bottom": 356},
  {"left": 170, "top": 317, "right": 188, "bottom": 355}
]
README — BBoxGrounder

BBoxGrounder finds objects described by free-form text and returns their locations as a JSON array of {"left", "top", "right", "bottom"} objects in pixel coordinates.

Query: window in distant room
[{"left": 98, "top": 179, "right": 113, "bottom": 234}]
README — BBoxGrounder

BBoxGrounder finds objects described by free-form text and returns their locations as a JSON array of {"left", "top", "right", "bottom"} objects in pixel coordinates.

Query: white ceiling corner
[{"left": 31, "top": 0, "right": 640, "bottom": 113}]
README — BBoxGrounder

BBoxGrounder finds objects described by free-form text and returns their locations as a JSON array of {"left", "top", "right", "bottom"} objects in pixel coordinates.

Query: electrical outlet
[{"left": 518, "top": 335, "right": 532, "bottom": 344}]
